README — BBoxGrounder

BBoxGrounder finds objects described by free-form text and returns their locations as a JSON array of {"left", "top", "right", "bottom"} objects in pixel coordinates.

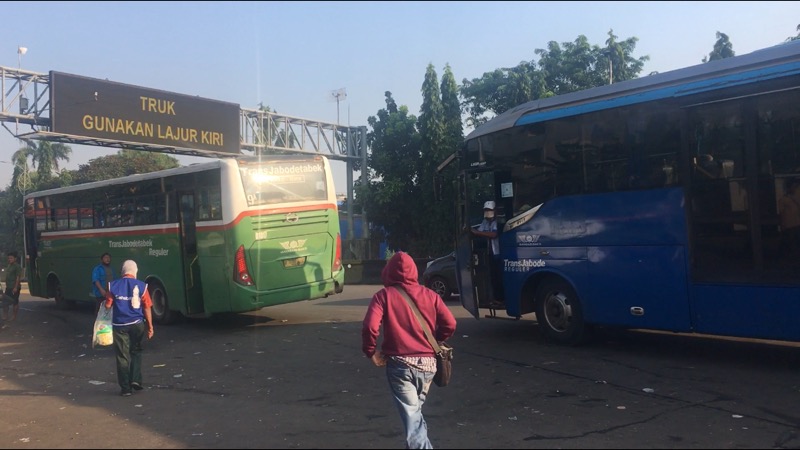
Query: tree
[
  {"left": 9, "top": 145, "right": 33, "bottom": 196},
  {"left": 0, "top": 188, "right": 22, "bottom": 255},
  {"left": 599, "top": 29, "right": 648, "bottom": 84},
  {"left": 787, "top": 24, "right": 800, "bottom": 41},
  {"left": 437, "top": 64, "right": 462, "bottom": 253},
  {"left": 70, "top": 150, "right": 180, "bottom": 184},
  {"left": 17, "top": 139, "right": 72, "bottom": 184},
  {"left": 461, "top": 32, "right": 647, "bottom": 125},
  {"left": 355, "top": 92, "right": 422, "bottom": 253},
  {"left": 440, "top": 64, "right": 464, "bottom": 157},
  {"left": 416, "top": 64, "right": 451, "bottom": 256},
  {"left": 459, "top": 62, "right": 542, "bottom": 128},
  {"left": 703, "top": 31, "right": 735, "bottom": 62},
  {"left": 536, "top": 35, "right": 605, "bottom": 94},
  {"left": 0, "top": 148, "right": 180, "bottom": 256}
]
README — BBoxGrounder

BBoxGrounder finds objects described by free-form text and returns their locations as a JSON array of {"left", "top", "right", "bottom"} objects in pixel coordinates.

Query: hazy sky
[{"left": 1, "top": 1, "right": 798, "bottom": 193}]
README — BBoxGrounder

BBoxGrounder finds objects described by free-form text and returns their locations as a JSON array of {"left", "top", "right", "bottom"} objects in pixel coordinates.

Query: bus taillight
[
  {"left": 234, "top": 245, "right": 254, "bottom": 286},
  {"left": 333, "top": 233, "right": 342, "bottom": 272}
]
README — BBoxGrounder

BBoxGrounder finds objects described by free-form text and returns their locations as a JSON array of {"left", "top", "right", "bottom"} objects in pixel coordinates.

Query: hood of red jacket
[{"left": 381, "top": 251, "right": 418, "bottom": 286}]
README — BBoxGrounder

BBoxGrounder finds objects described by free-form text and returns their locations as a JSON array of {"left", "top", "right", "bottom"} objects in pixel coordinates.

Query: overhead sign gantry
[{"left": 0, "top": 66, "right": 369, "bottom": 245}]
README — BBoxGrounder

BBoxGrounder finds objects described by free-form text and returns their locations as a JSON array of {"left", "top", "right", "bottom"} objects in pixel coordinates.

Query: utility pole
[{"left": 330, "top": 88, "right": 347, "bottom": 125}]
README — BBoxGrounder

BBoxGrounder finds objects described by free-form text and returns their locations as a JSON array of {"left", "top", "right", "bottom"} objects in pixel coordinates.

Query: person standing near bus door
[
  {"left": 362, "top": 251, "right": 456, "bottom": 449},
  {"left": 92, "top": 253, "right": 117, "bottom": 315},
  {"left": 2, "top": 252, "right": 22, "bottom": 322},
  {"left": 105, "top": 260, "right": 154, "bottom": 397},
  {"left": 470, "top": 201, "right": 504, "bottom": 304},
  {"left": 778, "top": 178, "right": 800, "bottom": 256}
]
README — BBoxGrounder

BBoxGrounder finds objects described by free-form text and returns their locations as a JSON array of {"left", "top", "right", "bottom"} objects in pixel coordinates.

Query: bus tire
[
  {"left": 534, "top": 278, "right": 590, "bottom": 345},
  {"left": 52, "top": 279, "right": 74, "bottom": 310},
  {"left": 148, "top": 281, "right": 175, "bottom": 325}
]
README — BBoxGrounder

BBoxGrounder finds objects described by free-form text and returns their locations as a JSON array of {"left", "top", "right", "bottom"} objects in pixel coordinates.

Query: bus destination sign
[{"left": 50, "top": 71, "right": 240, "bottom": 155}]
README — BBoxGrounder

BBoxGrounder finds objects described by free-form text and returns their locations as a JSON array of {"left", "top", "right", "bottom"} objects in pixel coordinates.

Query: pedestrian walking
[
  {"left": 104, "top": 260, "right": 154, "bottom": 396},
  {"left": 2, "top": 251, "right": 23, "bottom": 322},
  {"left": 362, "top": 251, "right": 456, "bottom": 449}
]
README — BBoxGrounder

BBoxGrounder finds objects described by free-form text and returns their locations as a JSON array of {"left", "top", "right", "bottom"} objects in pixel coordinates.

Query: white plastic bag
[{"left": 92, "top": 307, "right": 114, "bottom": 348}]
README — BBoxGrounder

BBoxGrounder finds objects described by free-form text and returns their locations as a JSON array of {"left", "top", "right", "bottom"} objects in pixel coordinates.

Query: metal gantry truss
[
  {"left": 240, "top": 107, "right": 366, "bottom": 162},
  {"left": 0, "top": 66, "right": 370, "bottom": 245}
]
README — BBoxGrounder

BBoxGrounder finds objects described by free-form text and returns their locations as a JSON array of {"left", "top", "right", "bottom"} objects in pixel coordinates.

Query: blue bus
[{"left": 442, "top": 40, "right": 800, "bottom": 344}]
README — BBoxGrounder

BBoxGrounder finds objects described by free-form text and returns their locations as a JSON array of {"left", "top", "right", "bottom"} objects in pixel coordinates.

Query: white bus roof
[{"left": 23, "top": 154, "right": 325, "bottom": 199}]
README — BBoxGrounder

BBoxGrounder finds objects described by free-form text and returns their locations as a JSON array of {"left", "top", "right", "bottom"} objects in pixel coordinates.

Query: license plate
[{"left": 282, "top": 256, "right": 307, "bottom": 268}]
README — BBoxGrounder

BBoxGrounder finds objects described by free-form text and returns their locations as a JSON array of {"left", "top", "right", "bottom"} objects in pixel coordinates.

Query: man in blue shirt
[{"left": 91, "top": 253, "right": 116, "bottom": 315}]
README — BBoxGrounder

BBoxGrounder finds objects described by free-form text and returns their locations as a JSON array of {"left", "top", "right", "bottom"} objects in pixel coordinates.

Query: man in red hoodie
[{"left": 362, "top": 251, "right": 457, "bottom": 449}]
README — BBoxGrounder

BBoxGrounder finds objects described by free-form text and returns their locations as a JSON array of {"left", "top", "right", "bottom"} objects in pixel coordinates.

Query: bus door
[
  {"left": 456, "top": 171, "right": 497, "bottom": 318},
  {"left": 23, "top": 216, "right": 42, "bottom": 295},
  {"left": 178, "top": 192, "right": 204, "bottom": 314}
]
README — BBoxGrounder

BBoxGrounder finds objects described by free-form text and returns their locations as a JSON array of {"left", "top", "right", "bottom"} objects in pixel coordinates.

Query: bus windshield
[{"left": 239, "top": 159, "right": 328, "bottom": 206}]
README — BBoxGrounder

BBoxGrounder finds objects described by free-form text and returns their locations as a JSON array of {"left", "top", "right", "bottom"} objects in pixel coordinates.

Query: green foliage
[
  {"left": 788, "top": 24, "right": 800, "bottom": 42},
  {"left": 416, "top": 64, "right": 453, "bottom": 256},
  {"left": 359, "top": 65, "right": 464, "bottom": 258},
  {"left": 0, "top": 139, "right": 74, "bottom": 252},
  {"left": 356, "top": 92, "right": 423, "bottom": 253},
  {"left": 0, "top": 189, "right": 23, "bottom": 254},
  {"left": 460, "top": 63, "right": 543, "bottom": 128},
  {"left": 433, "top": 64, "right": 462, "bottom": 255},
  {"left": 70, "top": 150, "right": 180, "bottom": 184},
  {"left": 0, "top": 147, "right": 179, "bottom": 255},
  {"left": 703, "top": 31, "right": 735, "bottom": 62},
  {"left": 599, "top": 29, "right": 647, "bottom": 84},
  {"left": 460, "top": 31, "right": 648, "bottom": 125},
  {"left": 440, "top": 64, "right": 464, "bottom": 153},
  {"left": 16, "top": 139, "right": 72, "bottom": 184}
]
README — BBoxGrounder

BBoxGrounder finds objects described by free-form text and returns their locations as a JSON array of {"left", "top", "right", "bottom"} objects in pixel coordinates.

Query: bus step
[
  {"left": 483, "top": 313, "right": 521, "bottom": 321},
  {"left": 484, "top": 305, "right": 520, "bottom": 320}
]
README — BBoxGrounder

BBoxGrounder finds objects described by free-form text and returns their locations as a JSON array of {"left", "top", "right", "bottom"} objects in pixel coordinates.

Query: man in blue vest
[{"left": 104, "top": 260, "right": 154, "bottom": 397}]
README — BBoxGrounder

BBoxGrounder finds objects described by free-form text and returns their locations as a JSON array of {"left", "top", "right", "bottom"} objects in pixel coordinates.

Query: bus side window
[{"left": 155, "top": 194, "right": 167, "bottom": 224}]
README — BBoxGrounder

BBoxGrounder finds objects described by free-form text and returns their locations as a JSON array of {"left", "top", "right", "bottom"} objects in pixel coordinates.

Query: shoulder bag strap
[{"left": 392, "top": 285, "right": 441, "bottom": 354}]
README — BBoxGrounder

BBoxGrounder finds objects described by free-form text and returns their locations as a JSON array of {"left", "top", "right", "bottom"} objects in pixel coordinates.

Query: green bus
[{"left": 22, "top": 154, "right": 345, "bottom": 324}]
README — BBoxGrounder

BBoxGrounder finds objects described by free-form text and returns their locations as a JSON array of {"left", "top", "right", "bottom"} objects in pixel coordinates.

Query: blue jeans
[{"left": 386, "top": 358, "right": 435, "bottom": 449}]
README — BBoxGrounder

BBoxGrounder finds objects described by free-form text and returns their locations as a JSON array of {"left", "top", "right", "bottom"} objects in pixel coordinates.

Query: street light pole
[
  {"left": 17, "top": 46, "right": 27, "bottom": 69},
  {"left": 16, "top": 46, "right": 28, "bottom": 129},
  {"left": 0, "top": 160, "right": 30, "bottom": 195}
]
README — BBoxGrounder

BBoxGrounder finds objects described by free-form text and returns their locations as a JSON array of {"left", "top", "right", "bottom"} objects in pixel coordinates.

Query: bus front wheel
[
  {"left": 534, "top": 278, "right": 589, "bottom": 345},
  {"left": 148, "top": 281, "right": 175, "bottom": 325}
]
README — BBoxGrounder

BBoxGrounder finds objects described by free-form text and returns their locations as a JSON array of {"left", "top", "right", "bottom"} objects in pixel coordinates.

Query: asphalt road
[{"left": 2, "top": 285, "right": 800, "bottom": 449}]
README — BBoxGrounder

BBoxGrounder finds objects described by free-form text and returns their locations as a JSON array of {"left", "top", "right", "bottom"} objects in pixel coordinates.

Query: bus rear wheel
[
  {"left": 52, "top": 279, "right": 75, "bottom": 310},
  {"left": 535, "top": 278, "right": 589, "bottom": 345},
  {"left": 148, "top": 281, "right": 175, "bottom": 325}
]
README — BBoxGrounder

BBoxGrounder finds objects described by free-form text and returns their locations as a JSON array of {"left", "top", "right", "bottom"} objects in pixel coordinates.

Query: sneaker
[
  {"left": 130, "top": 382, "right": 143, "bottom": 391},
  {"left": 121, "top": 390, "right": 132, "bottom": 397}
]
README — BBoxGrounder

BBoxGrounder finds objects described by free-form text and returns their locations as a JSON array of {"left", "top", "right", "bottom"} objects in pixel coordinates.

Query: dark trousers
[
  {"left": 113, "top": 321, "right": 145, "bottom": 393},
  {"left": 490, "top": 255, "right": 505, "bottom": 303},
  {"left": 4, "top": 287, "right": 19, "bottom": 305}
]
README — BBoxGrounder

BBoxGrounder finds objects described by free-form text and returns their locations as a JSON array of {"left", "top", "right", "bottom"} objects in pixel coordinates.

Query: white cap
[
  {"left": 121, "top": 260, "right": 138, "bottom": 277},
  {"left": 483, "top": 201, "right": 495, "bottom": 210}
]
